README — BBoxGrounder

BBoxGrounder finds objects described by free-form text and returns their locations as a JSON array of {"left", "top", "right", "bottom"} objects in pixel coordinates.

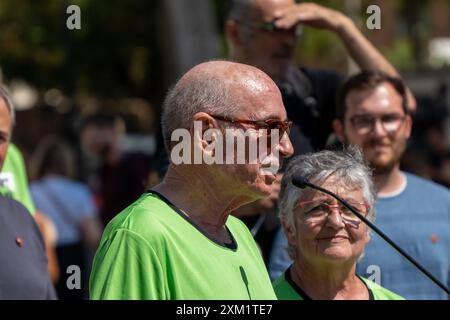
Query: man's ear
[
  {"left": 224, "top": 20, "right": 242, "bottom": 47},
  {"left": 332, "top": 118, "right": 346, "bottom": 143},
  {"left": 281, "top": 218, "right": 296, "bottom": 247},
  {"left": 403, "top": 114, "right": 413, "bottom": 139},
  {"left": 191, "top": 112, "right": 216, "bottom": 148}
]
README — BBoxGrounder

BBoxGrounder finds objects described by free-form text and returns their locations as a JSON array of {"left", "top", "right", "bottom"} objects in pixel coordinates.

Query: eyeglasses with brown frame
[
  {"left": 295, "top": 199, "right": 370, "bottom": 227},
  {"left": 209, "top": 114, "right": 293, "bottom": 139}
]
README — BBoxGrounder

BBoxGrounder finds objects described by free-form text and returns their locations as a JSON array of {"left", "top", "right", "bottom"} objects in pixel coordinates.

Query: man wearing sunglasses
[
  {"left": 225, "top": 0, "right": 416, "bottom": 152},
  {"left": 271, "top": 71, "right": 450, "bottom": 299}
]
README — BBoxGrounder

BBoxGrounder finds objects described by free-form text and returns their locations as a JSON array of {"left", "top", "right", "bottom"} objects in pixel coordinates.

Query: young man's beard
[
  {"left": 366, "top": 140, "right": 408, "bottom": 176},
  {"left": 371, "top": 161, "right": 397, "bottom": 176},
  {"left": 342, "top": 134, "right": 408, "bottom": 176}
]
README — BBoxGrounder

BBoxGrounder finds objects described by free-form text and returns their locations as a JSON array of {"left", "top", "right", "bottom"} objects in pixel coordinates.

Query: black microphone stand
[{"left": 293, "top": 175, "right": 450, "bottom": 296}]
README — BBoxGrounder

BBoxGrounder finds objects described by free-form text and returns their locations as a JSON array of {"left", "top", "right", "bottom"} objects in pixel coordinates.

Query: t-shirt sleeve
[
  {"left": 89, "top": 228, "right": 168, "bottom": 300},
  {"left": 1, "top": 144, "right": 36, "bottom": 215}
]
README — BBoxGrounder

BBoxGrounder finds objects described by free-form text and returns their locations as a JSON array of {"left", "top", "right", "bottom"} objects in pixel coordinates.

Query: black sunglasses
[{"left": 236, "top": 19, "right": 302, "bottom": 36}]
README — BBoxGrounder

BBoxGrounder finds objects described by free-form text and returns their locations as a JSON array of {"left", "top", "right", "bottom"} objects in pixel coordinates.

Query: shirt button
[{"left": 16, "top": 236, "right": 24, "bottom": 247}]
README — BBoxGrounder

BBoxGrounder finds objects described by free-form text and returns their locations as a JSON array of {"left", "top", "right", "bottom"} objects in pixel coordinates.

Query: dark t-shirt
[
  {"left": 0, "top": 196, "right": 57, "bottom": 299},
  {"left": 277, "top": 66, "right": 343, "bottom": 153}
]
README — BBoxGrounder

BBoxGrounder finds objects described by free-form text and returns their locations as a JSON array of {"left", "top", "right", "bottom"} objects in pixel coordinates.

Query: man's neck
[
  {"left": 152, "top": 165, "right": 256, "bottom": 243},
  {"left": 373, "top": 165, "right": 405, "bottom": 196}
]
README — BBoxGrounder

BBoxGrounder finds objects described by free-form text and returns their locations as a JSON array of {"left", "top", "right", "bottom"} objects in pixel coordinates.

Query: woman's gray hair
[
  {"left": 0, "top": 84, "right": 15, "bottom": 127},
  {"left": 279, "top": 146, "right": 377, "bottom": 258},
  {"left": 161, "top": 62, "right": 242, "bottom": 152}
]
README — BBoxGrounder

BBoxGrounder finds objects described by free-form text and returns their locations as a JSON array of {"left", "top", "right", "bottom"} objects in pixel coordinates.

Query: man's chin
[{"left": 368, "top": 159, "right": 396, "bottom": 174}]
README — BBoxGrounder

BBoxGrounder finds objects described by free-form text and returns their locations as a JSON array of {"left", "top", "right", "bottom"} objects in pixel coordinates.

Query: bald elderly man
[{"left": 89, "top": 61, "right": 294, "bottom": 299}]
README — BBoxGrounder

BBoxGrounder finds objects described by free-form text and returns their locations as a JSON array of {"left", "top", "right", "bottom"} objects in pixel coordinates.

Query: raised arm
[{"left": 275, "top": 2, "right": 416, "bottom": 111}]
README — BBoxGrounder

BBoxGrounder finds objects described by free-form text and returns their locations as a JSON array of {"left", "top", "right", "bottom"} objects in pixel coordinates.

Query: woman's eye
[
  {"left": 341, "top": 207, "right": 352, "bottom": 214},
  {"left": 310, "top": 204, "right": 327, "bottom": 212}
]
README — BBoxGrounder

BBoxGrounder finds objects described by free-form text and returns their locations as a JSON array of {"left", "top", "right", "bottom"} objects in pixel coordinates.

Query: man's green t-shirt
[
  {"left": 273, "top": 268, "right": 405, "bottom": 300},
  {"left": 89, "top": 191, "right": 277, "bottom": 300},
  {"left": 0, "top": 144, "right": 35, "bottom": 215}
]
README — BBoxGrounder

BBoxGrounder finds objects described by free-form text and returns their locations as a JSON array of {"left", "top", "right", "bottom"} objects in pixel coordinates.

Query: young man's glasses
[
  {"left": 350, "top": 113, "right": 407, "bottom": 135},
  {"left": 296, "top": 199, "right": 370, "bottom": 227},
  {"left": 210, "top": 114, "right": 292, "bottom": 138}
]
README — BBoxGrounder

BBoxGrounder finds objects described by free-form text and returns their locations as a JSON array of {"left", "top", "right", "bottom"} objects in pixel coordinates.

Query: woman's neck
[{"left": 291, "top": 259, "right": 368, "bottom": 300}]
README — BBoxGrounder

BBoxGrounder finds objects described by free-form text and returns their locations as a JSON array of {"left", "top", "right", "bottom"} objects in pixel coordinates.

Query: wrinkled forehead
[{"left": 298, "top": 175, "right": 363, "bottom": 203}]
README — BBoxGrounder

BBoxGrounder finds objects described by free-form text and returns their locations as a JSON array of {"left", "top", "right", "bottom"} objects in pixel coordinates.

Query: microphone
[
  {"left": 292, "top": 175, "right": 314, "bottom": 189},
  {"left": 292, "top": 174, "right": 450, "bottom": 295}
]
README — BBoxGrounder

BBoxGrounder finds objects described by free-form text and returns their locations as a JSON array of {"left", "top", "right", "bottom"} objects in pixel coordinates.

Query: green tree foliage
[{"left": 0, "top": 0, "right": 167, "bottom": 103}]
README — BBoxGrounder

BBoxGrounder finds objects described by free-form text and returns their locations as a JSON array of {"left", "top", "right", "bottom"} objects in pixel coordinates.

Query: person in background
[
  {"left": 30, "top": 136, "right": 102, "bottom": 299},
  {"left": 79, "top": 114, "right": 152, "bottom": 226},
  {"left": 0, "top": 84, "right": 56, "bottom": 299},
  {"left": 0, "top": 85, "right": 60, "bottom": 284},
  {"left": 224, "top": 0, "right": 417, "bottom": 261},
  {"left": 225, "top": 0, "right": 416, "bottom": 151}
]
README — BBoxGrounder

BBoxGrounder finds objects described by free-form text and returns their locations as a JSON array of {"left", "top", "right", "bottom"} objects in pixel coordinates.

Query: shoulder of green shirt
[
  {"left": 273, "top": 272, "right": 405, "bottom": 300},
  {"left": 102, "top": 192, "right": 171, "bottom": 237},
  {"left": 360, "top": 277, "right": 405, "bottom": 300},
  {"left": 0, "top": 143, "right": 35, "bottom": 215},
  {"left": 272, "top": 271, "right": 303, "bottom": 300}
]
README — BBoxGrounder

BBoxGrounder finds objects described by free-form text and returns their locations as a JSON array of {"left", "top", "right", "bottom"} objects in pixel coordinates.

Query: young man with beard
[{"left": 332, "top": 71, "right": 450, "bottom": 300}]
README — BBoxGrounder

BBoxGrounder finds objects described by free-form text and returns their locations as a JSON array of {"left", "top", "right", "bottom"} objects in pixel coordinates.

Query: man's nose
[{"left": 279, "top": 132, "right": 294, "bottom": 158}]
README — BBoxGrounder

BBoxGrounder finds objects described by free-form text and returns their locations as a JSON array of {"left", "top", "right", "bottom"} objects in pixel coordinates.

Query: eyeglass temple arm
[{"left": 292, "top": 175, "right": 450, "bottom": 296}]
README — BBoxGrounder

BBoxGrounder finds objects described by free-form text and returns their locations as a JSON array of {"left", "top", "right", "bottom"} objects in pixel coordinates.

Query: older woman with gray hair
[{"left": 273, "top": 147, "right": 404, "bottom": 300}]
